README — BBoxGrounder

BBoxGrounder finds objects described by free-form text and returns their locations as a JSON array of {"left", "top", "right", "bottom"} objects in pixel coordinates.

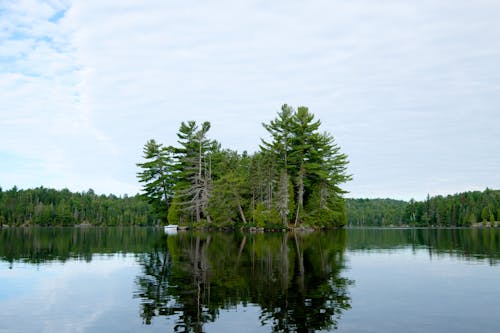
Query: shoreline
[{"left": 2, "top": 224, "right": 500, "bottom": 232}]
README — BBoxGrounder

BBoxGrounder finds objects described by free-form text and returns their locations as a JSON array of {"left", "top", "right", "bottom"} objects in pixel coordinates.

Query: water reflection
[
  {"left": 347, "top": 228, "right": 500, "bottom": 265},
  {"left": 2, "top": 227, "right": 498, "bottom": 266},
  {"left": 0, "top": 227, "right": 159, "bottom": 265},
  {"left": 1, "top": 227, "right": 500, "bottom": 332},
  {"left": 134, "top": 231, "right": 352, "bottom": 332}
]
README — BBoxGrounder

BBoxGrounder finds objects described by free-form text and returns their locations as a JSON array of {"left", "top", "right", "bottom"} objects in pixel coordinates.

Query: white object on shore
[{"left": 164, "top": 225, "right": 178, "bottom": 235}]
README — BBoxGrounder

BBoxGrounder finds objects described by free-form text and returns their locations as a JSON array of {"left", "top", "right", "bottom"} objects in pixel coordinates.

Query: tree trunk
[
  {"left": 237, "top": 200, "right": 247, "bottom": 224},
  {"left": 278, "top": 170, "right": 289, "bottom": 227},
  {"left": 319, "top": 181, "right": 328, "bottom": 210},
  {"left": 195, "top": 204, "right": 201, "bottom": 223},
  {"left": 294, "top": 163, "right": 305, "bottom": 226}
]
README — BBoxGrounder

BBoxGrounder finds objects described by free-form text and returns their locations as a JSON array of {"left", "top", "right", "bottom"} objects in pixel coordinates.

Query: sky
[{"left": 1, "top": 0, "right": 499, "bottom": 200}]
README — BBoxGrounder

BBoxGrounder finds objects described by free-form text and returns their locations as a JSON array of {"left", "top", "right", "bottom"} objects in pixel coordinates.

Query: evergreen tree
[
  {"left": 207, "top": 149, "right": 251, "bottom": 226},
  {"left": 288, "top": 107, "right": 321, "bottom": 224},
  {"left": 261, "top": 105, "right": 295, "bottom": 226},
  {"left": 136, "top": 139, "right": 175, "bottom": 224},
  {"left": 261, "top": 104, "right": 351, "bottom": 227},
  {"left": 169, "top": 121, "right": 214, "bottom": 225}
]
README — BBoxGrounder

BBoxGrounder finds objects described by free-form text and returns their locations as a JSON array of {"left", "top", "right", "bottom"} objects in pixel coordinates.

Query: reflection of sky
[
  {"left": 1, "top": 250, "right": 500, "bottom": 332},
  {"left": 0, "top": 262, "right": 51, "bottom": 301},
  {"left": 204, "top": 305, "right": 262, "bottom": 333},
  {"left": 0, "top": 256, "right": 148, "bottom": 333},
  {"left": 340, "top": 250, "right": 500, "bottom": 333}
]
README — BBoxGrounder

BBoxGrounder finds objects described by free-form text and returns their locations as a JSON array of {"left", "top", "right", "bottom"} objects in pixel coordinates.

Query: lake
[{"left": 1, "top": 227, "right": 499, "bottom": 332}]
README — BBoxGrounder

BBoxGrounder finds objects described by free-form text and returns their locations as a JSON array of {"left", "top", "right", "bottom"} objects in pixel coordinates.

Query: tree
[
  {"left": 261, "top": 105, "right": 351, "bottom": 227},
  {"left": 137, "top": 139, "right": 175, "bottom": 224},
  {"left": 207, "top": 149, "right": 251, "bottom": 226},
  {"left": 261, "top": 105, "right": 295, "bottom": 226},
  {"left": 288, "top": 107, "right": 321, "bottom": 225},
  {"left": 169, "top": 121, "right": 214, "bottom": 225}
]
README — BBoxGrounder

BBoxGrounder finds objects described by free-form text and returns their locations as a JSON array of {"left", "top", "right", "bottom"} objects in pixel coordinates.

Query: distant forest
[
  {"left": 346, "top": 198, "right": 407, "bottom": 226},
  {"left": 0, "top": 186, "right": 498, "bottom": 228},
  {"left": 0, "top": 186, "right": 153, "bottom": 226},
  {"left": 347, "top": 189, "right": 500, "bottom": 226}
]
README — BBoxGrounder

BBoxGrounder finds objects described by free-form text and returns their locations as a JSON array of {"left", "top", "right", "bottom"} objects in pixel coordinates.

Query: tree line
[
  {"left": 137, "top": 105, "right": 351, "bottom": 229},
  {"left": 1, "top": 186, "right": 497, "bottom": 228},
  {"left": 0, "top": 186, "right": 154, "bottom": 226},
  {"left": 346, "top": 189, "right": 500, "bottom": 227},
  {"left": 346, "top": 198, "right": 407, "bottom": 226},
  {"left": 404, "top": 189, "right": 500, "bottom": 226}
]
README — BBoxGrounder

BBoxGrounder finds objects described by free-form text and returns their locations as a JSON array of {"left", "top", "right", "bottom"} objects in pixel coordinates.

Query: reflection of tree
[
  {"left": 347, "top": 228, "right": 500, "bottom": 265},
  {"left": 257, "top": 232, "right": 351, "bottom": 332},
  {"left": 135, "top": 236, "right": 173, "bottom": 324},
  {"left": 0, "top": 227, "right": 159, "bottom": 265},
  {"left": 135, "top": 233, "right": 217, "bottom": 332},
  {"left": 170, "top": 234, "right": 217, "bottom": 333},
  {"left": 134, "top": 231, "right": 352, "bottom": 332}
]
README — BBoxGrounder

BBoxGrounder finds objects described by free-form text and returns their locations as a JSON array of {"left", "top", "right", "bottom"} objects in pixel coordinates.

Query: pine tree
[
  {"left": 136, "top": 139, "right": 175, "bottom": 224},
  {"left": 261, "top": 105, "right": 351, "bottom": 227},
  {"left": 288, "top": 106, "right": 321, "bottom": 224},
  {"left": 261, "top": 105, "right": 295, "bottom": 226},
  {"left": 170, "top": 121, "right": 214, "bottom": 225}
]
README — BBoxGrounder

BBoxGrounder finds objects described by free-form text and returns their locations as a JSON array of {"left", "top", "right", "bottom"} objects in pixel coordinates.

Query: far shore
[
  {"left": 2, "top": 223, "right": 500, "bottom": 231},
  {"left": 346, "top": 222, "right": 500, "bottom": 229}
]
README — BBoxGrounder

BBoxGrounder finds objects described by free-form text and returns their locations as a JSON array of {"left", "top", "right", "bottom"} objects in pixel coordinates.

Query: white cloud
[{"left": 1, "top": 0, "right": 499, "bottom": 198}]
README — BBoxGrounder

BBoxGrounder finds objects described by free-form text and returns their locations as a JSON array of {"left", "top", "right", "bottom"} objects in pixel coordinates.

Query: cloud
[{"left": 1, "top": 0, "right": 499, "bottom": 198}]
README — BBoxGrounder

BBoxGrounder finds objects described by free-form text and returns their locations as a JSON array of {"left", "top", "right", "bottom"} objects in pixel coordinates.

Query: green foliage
[
  {"left": 0, "top": 186, "right": 154, "bottom": 226},
  {"left": 346, "top": 198, "right": 407, "bottom": 226},
  {"left": 252, "top": 202, "right": 267, "bottom": 227},
  {"left": 260, "top": 105, "right": 351, "bottom": 228},
  {"left": 136, "top": 139, "right": 176, "bottom": 224},
  {"left": 166, "top": 194, "right": 183, "bottom": 226},
  {"left": 408, "top": 190, "right": 500, "bottom": 227},
  {"left": 207, "top": 150, "right": 252, "bottom": 227},
  {"left": 304, "top": 185, "right": 347, "bottom": 227},
  {"left": 169, "top": 121, "right": 215, "bottom": 225},
  {"left": 252, "top": 203, "right": 282, "bottom": 228},
  {"left": 137, "top": 104, "right": 351, "bottom": 229},
  {"left": 347, "top": 189, "right": 500, "bottom": 227},
  {"left": 207, "top": 174, "right": 241, "bottom": 226}
]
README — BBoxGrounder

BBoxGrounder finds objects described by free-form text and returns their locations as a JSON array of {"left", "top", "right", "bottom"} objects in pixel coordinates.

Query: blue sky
[{"left": 1, "top": 0, "right": 499, "bottom": 200}]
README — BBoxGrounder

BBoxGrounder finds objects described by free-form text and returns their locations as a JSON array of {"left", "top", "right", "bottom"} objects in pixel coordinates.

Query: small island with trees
[{"left": 137, "top": 104, "right": 351, "bottom": 229}]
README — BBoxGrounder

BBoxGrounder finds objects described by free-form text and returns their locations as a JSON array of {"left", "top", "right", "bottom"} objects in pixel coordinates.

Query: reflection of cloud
[
  {"left": 1, "top": 1, "right": 499, "bottom": 198},
  {"left": 0, "top": 256, "right": 144, "bottom": 333},
  {"left": 343, "top": 249, "right": 500, "bottom": 332},
  {"left": 0, "top": 262, "right": 46, "bottom": 301},
  {"left": 205, "top": 305, "right": 262, "bottom": 332}
]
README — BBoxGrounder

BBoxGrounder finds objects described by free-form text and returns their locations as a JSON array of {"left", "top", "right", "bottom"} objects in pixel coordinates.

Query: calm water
[{"left": 1, "top": 227, "right": 500, "bottom": 332}]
